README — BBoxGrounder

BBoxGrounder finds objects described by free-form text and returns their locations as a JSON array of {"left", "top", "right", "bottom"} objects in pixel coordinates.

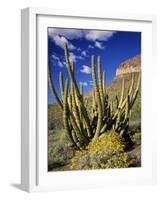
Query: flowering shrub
[{"left": 69, "top": 131, "right": 131, "bottom": 170}]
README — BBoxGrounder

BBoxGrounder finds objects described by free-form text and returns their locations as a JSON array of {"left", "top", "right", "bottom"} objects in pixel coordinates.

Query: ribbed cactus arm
[
  {"left": 125, "top": 95, "right": 130, "bottom": 119},
  {"left": 112, "top": 76, "right": 131, "bottom": 120},
  {"left": 128, "top": 73, "right": 134, "bottom": 96},
  {"left": 102, "top": 71, "right": 106, "bottom": 94},
  {"left": 72, "top": 88, "right": 89, "bottom": 143},
  {"left": 120, "top": 73, "right": 139, "bottom": 111},
  {"left": 119, "top": 73, "right": 134, "bottom": 110},
  {"left": 64, "top": 43, "right": 82, "bottom": 99},
  {"left": 92, "top": 55, "right": 103, "bottom": 139},
  {"left": 92, "top": 88, "right": 96, "bottom": 112},
  {"left": 118, "top": 78, "right": 125, "bottom": 108},
  {"left": 64, "top": 44, "right": 92, "bottom": 138},
  {"left": 71, "top": 85, "right": 81, "bottom": 131},
  {"left": 63, "top": 79, "right": 78, "bottom": 148},
  {"left": 133, "top": 72, "right": 141, "bottom": 98},
  {"left": 97, "top": 56, "right": 104, "bottom": 110},
  {"left": 79, "top": 84, "right": 84, "bottom": 103},
  {"left": 80, "top": 84, "right": 83, "bottom": 95},
  {"left": 48, "top": 63, "right": 63, "bottom": 110},
  {"left": 59, "top": 72, "right": 64, "bottom": 99},
  {"left": 130, "top": 72, "right": 141, "bottom": 108}
]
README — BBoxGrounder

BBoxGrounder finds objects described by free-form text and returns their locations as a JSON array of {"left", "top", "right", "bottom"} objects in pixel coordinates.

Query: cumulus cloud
[
  {"left": 58, "top": 61, "right": 63, "bottom": 67},
  {"left": 85, "top": 30, "right": 115, "bottom": 41},
  {"left": 79, "top": 81, "right": 88, "bottom": 87},
  {"left": 49, "top": 28, "right": 115, "bottom": 41},
  {"left": 69, "top": 52, "right": 76, "bottom": 62},
  {"left": 89, "top": 80, "right": 93, "bottom": 86},
  {"left": 81, "top": 50, "right": 87, "bottom": 56},
  {"left": 80, "top": 65, "right": 92, "bottom": 74},
  {"left": 95, "top": 41, "right": 104, "bottom": 49},
  {"left": 53, "top": 35, "right": 75, "bottom": 50},
  {"left": 69, "top": 52, "right": 83, "bottom": 62},
  {"left": 88, "top": 44, "right": 94, "bottom": 49},
  {"left": 50, "top": 54, "right": 64, "bottom": 67},
  {"left": 48, "top": 28, "right": 84, "bottom": 40},
  {"left": 48, "top": 28, "right": 116, "bottom": 51},
  {"left": 48, "top": 29, "right": 76, "bottom": 50}
]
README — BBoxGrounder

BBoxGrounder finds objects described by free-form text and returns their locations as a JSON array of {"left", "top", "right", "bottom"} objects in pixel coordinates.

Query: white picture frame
[{"left": 21, "top": 7, "right": 157, "bottom": 192}]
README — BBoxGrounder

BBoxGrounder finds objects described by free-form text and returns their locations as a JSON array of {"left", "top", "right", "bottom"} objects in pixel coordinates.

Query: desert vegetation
[{"left": 48, "top": 43, "right": 141, "bottom": 171}]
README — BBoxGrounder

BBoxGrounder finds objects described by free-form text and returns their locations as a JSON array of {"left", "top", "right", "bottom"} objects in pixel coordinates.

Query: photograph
[{"left": 47, "top": 27, "right": 141, "bottom": 172}]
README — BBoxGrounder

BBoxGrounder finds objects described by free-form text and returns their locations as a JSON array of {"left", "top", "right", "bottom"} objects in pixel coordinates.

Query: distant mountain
[{"left": 115, "top": 55, "right": 141, "bottom": 79}]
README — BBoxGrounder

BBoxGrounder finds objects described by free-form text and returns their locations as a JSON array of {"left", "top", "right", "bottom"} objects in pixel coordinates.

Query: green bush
[
  {"left": 131, "top": 132, "right": 141, "bottom": 145},
  {"left": 48, "top": 129, "right": 75, "bottom": 171}
]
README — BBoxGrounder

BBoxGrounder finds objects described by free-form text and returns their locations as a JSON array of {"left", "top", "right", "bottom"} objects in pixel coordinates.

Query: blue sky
[{"left": 48, "top": 28, "right": 141, "bottom": 104}]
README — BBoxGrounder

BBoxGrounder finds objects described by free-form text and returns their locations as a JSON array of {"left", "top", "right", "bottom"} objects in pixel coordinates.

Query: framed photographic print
[{"left": 21, "top": 8, "right": 156, "bottom": 192}]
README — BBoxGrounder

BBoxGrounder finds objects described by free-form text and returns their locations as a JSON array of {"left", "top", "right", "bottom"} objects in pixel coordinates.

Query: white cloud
[
  {"left": 80, "top": 65, "right": 92, "bottom": 74},
  {"left": 51, "top": 52, "right": 83, "bottom": 66},
  {"left": 48, "top": 28, "right": 83, "bottom": 50},
  {"left": 68, "top": 52, "right": 83, "bottom": 63},
  {"left": 89, "top": 80, "right": 93, "bottom": 86},
  {"left": 88, "top": 45, "right": 94, "bottom": 49},
  {"left": 51, "top": 54, "right": 64, "bottom": 67},
  {"left": 48, "top": 28, "right": 84, "bottom": 40},
  {"left": 48, "top": 28, "right": 116, "bottom": 50},
  {"left": 49, "top": 28, "right": 115, "bottom": 42},
  {"left": 69, "top": 52, "right": 76, "bottom": 62},
  {"left": 49, "top": 32, "right": 75, "bottom": 50},
  {"left": 79, "top": 81, "right": 88, "bottom": 87},
  {"left": 95, "top": 41, "right": 104, "bottom": 49},
  {"left": 51, "top": 54, "right": 58, "bottom": 60},
  {"left": 58, "top": 61, "right": 63, "bottom": 67},
  {"left": 85, "top": 31, "right": 115, "bottom": 41},
  {"left": 53, "top": 35, "right": 67, "bottom": 48},
  {"left": 81, "top": 50, "right": 87, "bottom": 56}
]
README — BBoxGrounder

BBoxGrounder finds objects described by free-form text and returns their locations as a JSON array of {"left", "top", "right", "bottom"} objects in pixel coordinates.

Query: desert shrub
[
  {"left": 131, "top": 132, "right": 141, "bottom": 145},
  {"left": 48, "top": 129, "right": 75, "bottom": 171},
  {"left": 129, "top": 120, "right": 141, "bottom": 132},
  {"left": 48, "top": 143, "right": 67, "bottom": 163},
  {"left": 48, "top": 104, "right": 64, "bottom": 131},
  {"left": 69, "top": 131, "right": 131, "bottom": 170}
]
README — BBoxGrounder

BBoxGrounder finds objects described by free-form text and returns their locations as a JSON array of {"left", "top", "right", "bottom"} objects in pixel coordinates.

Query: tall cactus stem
[
  {"left": 64, "top": 43, "right": 92, "bottom": 138},
  {"left": 48, "top": 63, "right": 63, "bottom": 110},
  {"left": 64, "top": 43, "right": 81, "bottom": 99},
  {"left": 59, "top": 71, "right": 64, "bottom": 99},
  {"left": 80, "top": 84, "right": 83, "bottom": 95},
  {"left": 102, "top": 71, "right": 106, "bottom": 94},
  {"left": 97, "top": 56, "right": 104, "bottom": 110},
  {"left": 92, "top": 55, "right": 103, "bottom": 139},
  {"left": 63, "top": 79, "right": 78, "bottom": 149},
  {"left": 118, "top": 78, "right": 125, "bottom": 108}
]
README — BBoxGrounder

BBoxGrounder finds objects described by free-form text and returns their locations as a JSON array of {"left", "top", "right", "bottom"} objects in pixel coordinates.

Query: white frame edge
[
  {"left": 21, "top": 7, "right": 157, "bottom": 192},
  {"left": 21, "top": 8, "right": 37, "bottom": 192}
]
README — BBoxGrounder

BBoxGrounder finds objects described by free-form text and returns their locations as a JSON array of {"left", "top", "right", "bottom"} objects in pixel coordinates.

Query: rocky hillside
[{"left": 115, "top": 55, "right": 141, "bottom": 78}]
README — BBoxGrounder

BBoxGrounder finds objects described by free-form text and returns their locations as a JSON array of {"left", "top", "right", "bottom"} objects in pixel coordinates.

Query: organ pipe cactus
[
  {"left": 92, "top": 55, "right": 103, "bottom": 140},
  {"left": 48, "top": 43, "right": 141, "bottom": 149}
]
